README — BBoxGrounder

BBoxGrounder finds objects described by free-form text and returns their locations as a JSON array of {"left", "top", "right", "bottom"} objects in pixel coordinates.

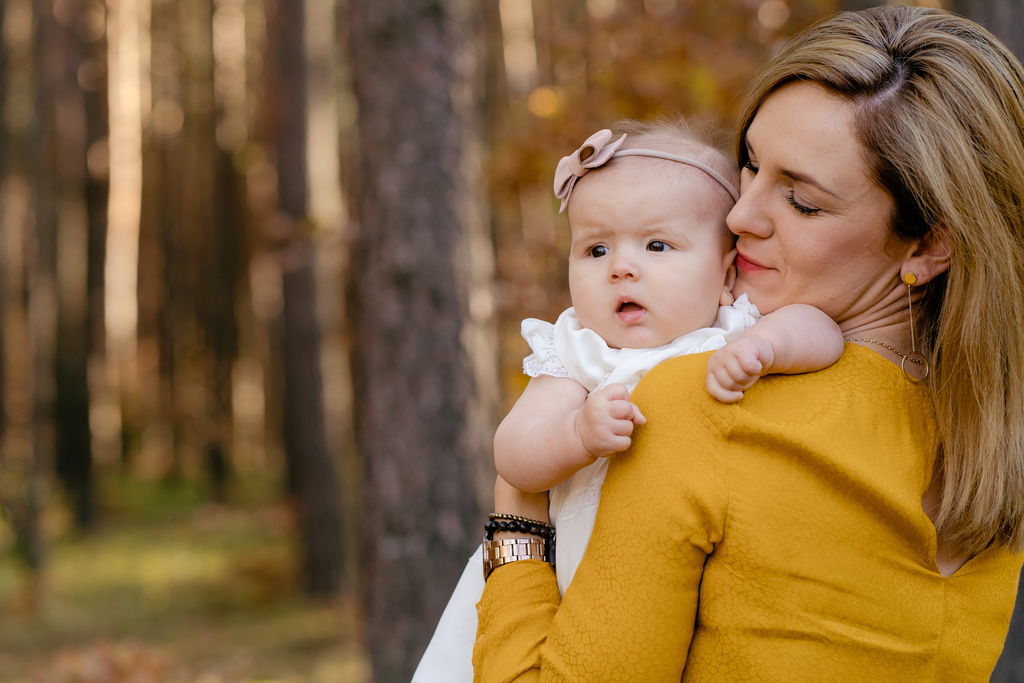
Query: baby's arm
[
  {"left": 494, "top": 375, "right": 646, "bottom": 493},
  {"left": 706, "top": 303, "right": 844, "bottom": 403}
]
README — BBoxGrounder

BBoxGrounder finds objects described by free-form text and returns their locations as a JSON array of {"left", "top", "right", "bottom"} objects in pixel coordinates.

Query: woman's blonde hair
[{"left": 738, "top": 6, "right": 1024, "bottom": 555}]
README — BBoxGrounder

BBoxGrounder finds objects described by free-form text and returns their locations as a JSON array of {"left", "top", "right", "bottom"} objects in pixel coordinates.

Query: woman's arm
[
  {"left": 476, "top": 354, "right": 729, "bottom": 680},
  {"left": 495, "top": 375, "right": 646, "bottom": 493}
]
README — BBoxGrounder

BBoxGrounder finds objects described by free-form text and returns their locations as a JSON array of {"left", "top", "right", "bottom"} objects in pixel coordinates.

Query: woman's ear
[
  {"left": 902, "top": 230, "right": 952, "bottom": 286},
  {"left": 720, "top": 249, "right": 737, "bottom": 306}
]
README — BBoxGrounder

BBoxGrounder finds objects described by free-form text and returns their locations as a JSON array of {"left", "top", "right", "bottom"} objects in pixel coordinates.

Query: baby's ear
[{"left": 719, "top": 250, "right": 737, "bottom": 306}]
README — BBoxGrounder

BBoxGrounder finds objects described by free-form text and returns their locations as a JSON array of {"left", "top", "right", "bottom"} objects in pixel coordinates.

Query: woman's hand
[{"left": 493, "top": 475, "right": 550, "bottom": 525}]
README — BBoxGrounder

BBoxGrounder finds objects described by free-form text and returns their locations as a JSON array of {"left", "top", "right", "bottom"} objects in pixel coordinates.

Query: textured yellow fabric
[{"left": 474, "top": 345, "right": 1023, "bottom": 682}]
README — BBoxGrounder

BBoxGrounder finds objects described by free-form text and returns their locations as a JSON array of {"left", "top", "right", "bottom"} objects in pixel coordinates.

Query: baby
[{"left": 413, "top": 120, "right": 844, "bottom": 683}]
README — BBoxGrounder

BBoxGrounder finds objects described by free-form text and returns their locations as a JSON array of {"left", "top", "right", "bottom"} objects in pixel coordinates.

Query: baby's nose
[{"left": 609, "top": 257, "right": 638, "bottom": 280}]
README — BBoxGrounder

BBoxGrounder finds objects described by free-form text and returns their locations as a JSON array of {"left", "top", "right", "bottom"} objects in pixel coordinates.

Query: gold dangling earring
[{"left": 902, "top": 272, "right": 930, "bottom": 383}]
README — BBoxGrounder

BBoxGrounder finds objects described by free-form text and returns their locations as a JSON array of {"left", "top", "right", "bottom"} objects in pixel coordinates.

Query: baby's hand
[
  {"left": 706, "top": 334, "right": 776, "bottom": 403},
  {"left": 574, "top": 383, "right": 647, "bottom": 457}
]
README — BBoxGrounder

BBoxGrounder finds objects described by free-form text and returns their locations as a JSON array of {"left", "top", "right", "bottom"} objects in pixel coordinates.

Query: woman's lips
[{"left": 736, "top": 252, "right": 769, "bottom": 273}]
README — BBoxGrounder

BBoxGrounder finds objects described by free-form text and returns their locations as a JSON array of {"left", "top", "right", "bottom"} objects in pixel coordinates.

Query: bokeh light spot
[
  {"left": 527, "top": 87, "right": 562, "bottom": 118},
  {"left": 758, "top": 0, "right": 790, "bottom": 31},
  {"left": 87, "top": 138, "right": 110, "bottom": 179},
  {"left": 151, "top": 99, "right": 184, "bottom": 137}
]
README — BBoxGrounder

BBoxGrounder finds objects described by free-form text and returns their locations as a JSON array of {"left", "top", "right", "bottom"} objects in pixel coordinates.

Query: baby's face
[{"left": 567, "top": 164, "right": 735, "bottom": 349}]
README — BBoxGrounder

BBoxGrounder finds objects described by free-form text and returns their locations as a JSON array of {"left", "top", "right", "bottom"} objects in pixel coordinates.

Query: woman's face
[{"left": 728, "top": 80, "right": 907, "bottom": 325}]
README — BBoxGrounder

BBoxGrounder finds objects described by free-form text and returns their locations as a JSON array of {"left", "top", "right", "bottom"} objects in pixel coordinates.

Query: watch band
[{"left": 482, "top": 536, "right": 549, "bottom": 579}]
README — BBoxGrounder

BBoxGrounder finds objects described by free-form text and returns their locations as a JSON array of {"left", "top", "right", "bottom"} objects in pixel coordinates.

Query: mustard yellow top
[{"left": 474, "top": 346, "right": 1023, "bottom": 682}]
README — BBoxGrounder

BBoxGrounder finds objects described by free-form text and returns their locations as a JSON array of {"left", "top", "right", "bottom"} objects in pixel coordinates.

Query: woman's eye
[
  {"left": 647, "top": 240, "right": 670, "bottom": 252},
  {"left": 589, "top": 245, "right": 608, "bottom": 257},
  {"left": 785, "top": 191, "right": 821, "bottom": 216},
  {"left": 742, "top": 159, "right": 759, "bottom": 174}
]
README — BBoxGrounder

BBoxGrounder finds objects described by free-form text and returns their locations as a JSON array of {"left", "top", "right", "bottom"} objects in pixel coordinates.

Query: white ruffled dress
[{"left": 412, "top": 296, "right": 760, "bottom": 683}]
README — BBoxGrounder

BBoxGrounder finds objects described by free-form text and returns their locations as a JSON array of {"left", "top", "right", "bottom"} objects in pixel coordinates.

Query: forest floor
[{"left": 0, "top": 474, "right": 368, "bottom": 682}]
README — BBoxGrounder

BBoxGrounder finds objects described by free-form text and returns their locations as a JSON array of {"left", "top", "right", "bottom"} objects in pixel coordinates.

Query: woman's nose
[{"left": 726, "top": 178, "right": 772, "bottom": 238}]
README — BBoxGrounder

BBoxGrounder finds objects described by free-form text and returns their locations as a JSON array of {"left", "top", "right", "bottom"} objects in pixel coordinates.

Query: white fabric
[
  {"left": 522, "top": 295, "right": 759, "bottom": 394},
  {"left": 412, "top": 295, "right": 760, "bottom": 683},
  {"left": 411, "top": 545, "right": 483, "bottom": 683}
]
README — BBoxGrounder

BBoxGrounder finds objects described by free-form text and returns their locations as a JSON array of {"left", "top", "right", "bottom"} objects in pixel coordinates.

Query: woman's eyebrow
[
  {"left": 746, "top": 137, "right": 840, "bottom": 199},
  {"left": 779, "top": 168, "right": 840, "bottom": 199}
]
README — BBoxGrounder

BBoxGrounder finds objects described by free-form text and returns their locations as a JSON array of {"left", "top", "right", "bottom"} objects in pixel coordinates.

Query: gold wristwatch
[{"left": 482, "top": 536, "right": 548, "bottom": 579}]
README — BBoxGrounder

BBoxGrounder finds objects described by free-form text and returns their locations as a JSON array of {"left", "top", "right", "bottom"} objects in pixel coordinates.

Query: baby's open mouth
[{"left": 616, "top": 300, "right": 646, "bottom": 322}]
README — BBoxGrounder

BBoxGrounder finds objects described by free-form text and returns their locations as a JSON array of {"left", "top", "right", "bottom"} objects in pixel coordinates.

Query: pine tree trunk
[
  {"left": 81, "top": 0, "right": 108, "bottom": 527},
  {"left": 0, "top": 0, "right": 7, "bottom": 446},
  {"left": 266, "top": 0, "right": 345, "bottom": 597},
  {"left": 141, "top": 0, "right": 191, "bottom": 478},
  {"left": 180, "top": 0, "right": 238, "bottom": 500},
  {"left": 0, "top": 0, "right": 32, "bottom": 579},
  {"left": 348, "top": 0, "right": 498, "bottom": 678},
  {"left": 18, "top": 0, "right": 63, "bottom": 586},
  {"left": 50, "top": 0, "right": 97, "bottom": 531}
]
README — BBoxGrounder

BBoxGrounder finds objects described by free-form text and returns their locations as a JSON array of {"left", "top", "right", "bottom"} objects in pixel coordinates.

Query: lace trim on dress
[{"left": 523, "top": 353, "right": 572, "bottom": 380}]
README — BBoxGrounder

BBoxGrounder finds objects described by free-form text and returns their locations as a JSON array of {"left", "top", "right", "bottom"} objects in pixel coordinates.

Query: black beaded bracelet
[
  {"left": 485, "top": 513, "right": 555, "bottom": 541},
  {"left": 485, "top": 513, "right": 556, "bottom": 563}
]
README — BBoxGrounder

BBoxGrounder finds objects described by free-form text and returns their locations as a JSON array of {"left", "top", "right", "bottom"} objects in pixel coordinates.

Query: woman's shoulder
[{"left": 633, "top": 344, "right": 932, "bottom": 429}]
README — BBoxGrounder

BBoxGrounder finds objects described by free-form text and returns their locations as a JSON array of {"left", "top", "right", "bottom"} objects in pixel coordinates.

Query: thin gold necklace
[
  {"left": 845, "top": 274, "right": 930, "bottom": 382},
  {"left": 845, "top": 338, "right": 922, "bottom": 363},
  {"left": 845, "top": 337, "right": 929, "bottom": 382}
]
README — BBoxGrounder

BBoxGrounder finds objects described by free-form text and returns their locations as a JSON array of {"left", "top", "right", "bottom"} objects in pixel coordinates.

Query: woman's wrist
[{"left": 486, "top": 477, "right": 555, "bottom": 578}]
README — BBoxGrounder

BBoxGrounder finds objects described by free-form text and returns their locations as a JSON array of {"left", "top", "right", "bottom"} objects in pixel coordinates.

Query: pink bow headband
[{"left": 553, "top": 129, "right": 740, "bottom": 212}]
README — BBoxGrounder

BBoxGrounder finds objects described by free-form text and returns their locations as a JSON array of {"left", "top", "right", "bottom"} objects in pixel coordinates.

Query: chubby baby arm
[
  {"left": 707, "top": 303, "right": 844, "bottom": 403},
  {"left": 494, "top": 377, "right": 646, "bottom": 493}
]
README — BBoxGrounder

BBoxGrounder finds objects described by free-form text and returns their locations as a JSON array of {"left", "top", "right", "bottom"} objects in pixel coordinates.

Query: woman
[{"left": 473, "top": 6, "right": 1024, "bottom": 680}]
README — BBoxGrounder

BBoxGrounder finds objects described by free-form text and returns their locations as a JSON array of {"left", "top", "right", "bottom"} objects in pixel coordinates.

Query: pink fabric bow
[{"left": 553, "top": 129, "right": 627, "bottom": 213}]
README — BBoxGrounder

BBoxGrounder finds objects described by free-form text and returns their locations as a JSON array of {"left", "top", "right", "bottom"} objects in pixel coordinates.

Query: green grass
[{"left": 0, "top": 474, "right": 368, "bottom": 682}]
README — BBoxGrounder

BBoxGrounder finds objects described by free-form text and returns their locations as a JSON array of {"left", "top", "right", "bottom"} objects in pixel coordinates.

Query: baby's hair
[{"left": 610, "top": 116, "right": 740, "bottom": 194}]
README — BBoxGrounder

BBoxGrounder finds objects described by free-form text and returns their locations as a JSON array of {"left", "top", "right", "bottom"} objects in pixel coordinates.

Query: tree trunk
[
  {"left": 51, "top": 0, "right": 99, "bottom": 531},
  {"left": 0, "top": 0, "right": 7, "bottom": 446},
  {"left": 348, "top": 0, "right": 498, "bottom": 678},
  {"left": 180, "top": 0, "right": 239, "bottom": 501},
  {"left": 139, "top": 0, "right": 191, "bottom": 479},
  {"left": 81, "top": 0, "right": 109, "bottom": 527},
  {"left": 266, "top": 0, "right": 345, "bottom": 598},
  {"left": 13, "top": 0, "right": 65, "bottom": 590}
]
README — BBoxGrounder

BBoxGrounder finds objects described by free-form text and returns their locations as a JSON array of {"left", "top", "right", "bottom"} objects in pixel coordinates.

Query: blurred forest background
[{"left": 1, "top": 0, "right": 1023, "bottom": 681}]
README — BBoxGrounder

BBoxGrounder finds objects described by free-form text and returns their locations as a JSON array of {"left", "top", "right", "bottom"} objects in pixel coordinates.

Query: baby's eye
[
  {"left": 589, "top": 245, "right": 608, "bottom": 258},
  {"left": 647, "top": 240, "right": 670, "bottom": 252}
]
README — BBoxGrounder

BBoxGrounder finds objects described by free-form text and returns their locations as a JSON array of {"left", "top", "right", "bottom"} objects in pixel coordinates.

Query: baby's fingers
[
  {"left": 607, "top": 397, "right": 638, "bottom": 420},
  {"left": 598, "top": 383, "right": 631, "bottom": 402},
  {"left": 724, "top": 353, "right": 760, "bottom": 389},
  {"left": 735, "top": 350, "right": 764, "bottom": 377},
  {"left": 707, "top": 370, "right": 744, "bottom": 403},
  {"left": 607, "top": 398, "right": 646, "bottom": 425}
]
